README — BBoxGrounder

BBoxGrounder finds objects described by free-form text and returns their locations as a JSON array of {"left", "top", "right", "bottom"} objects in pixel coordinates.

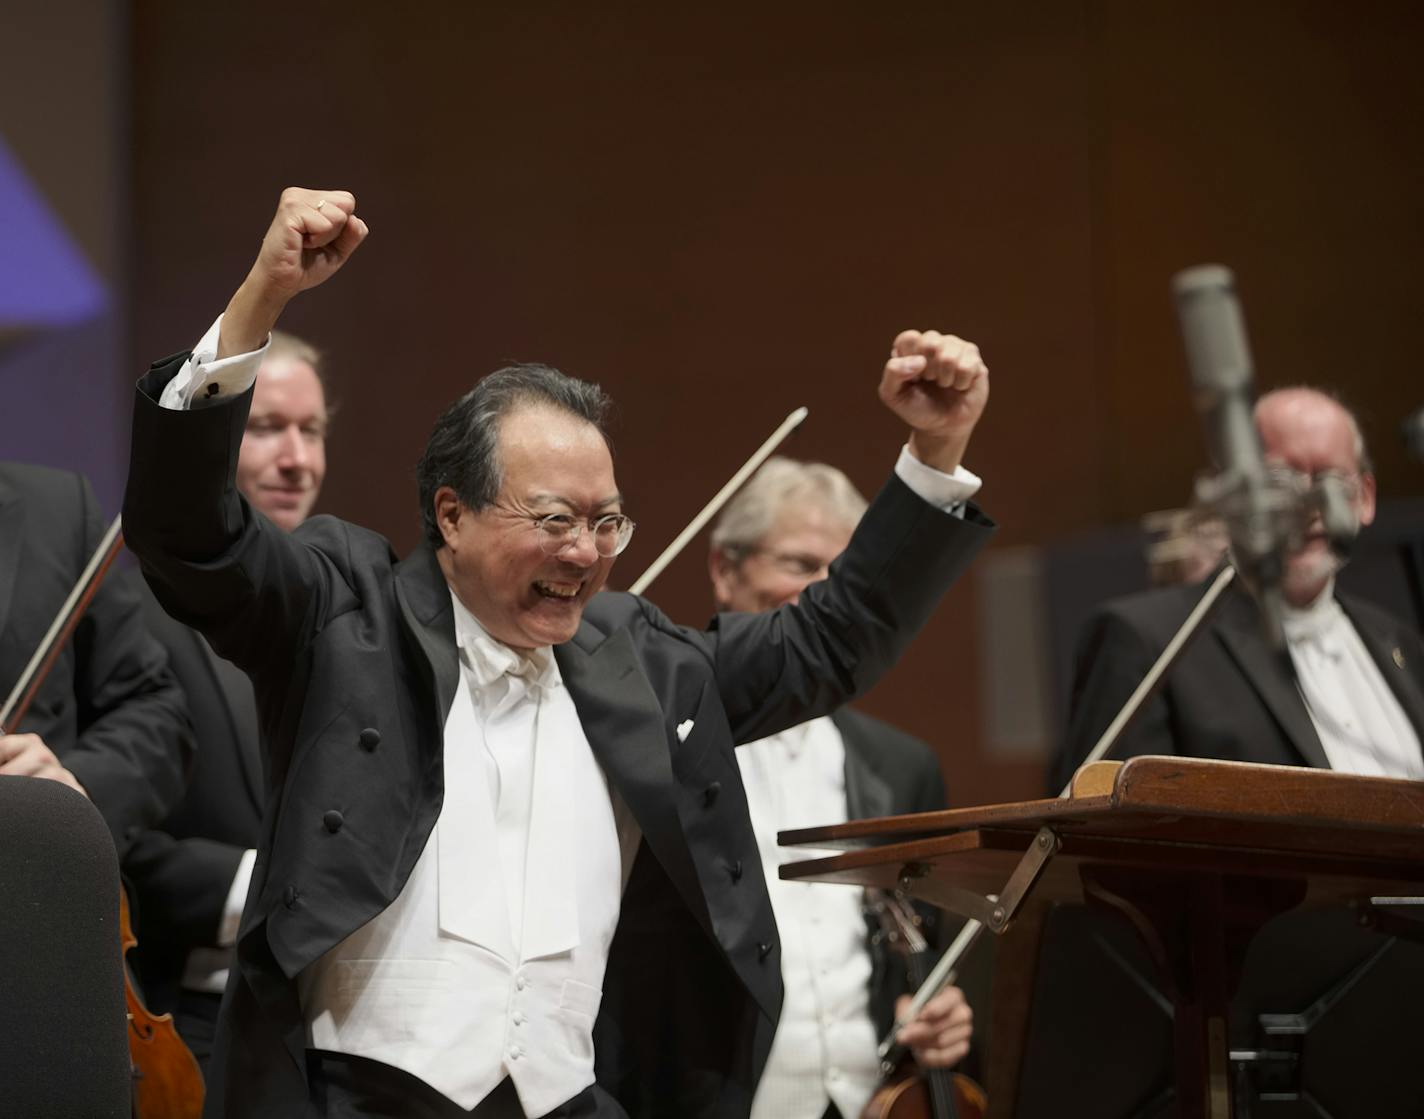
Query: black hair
[{"left": 415, "top": 363, "right": 613, "bottom": 548}]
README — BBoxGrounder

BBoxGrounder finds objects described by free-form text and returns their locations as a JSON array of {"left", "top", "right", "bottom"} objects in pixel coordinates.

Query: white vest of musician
[
  {"left": 300, "top": 598, "right": 628, "bottom": 1118},
  {"left": 738, "top": 717, "right": 881, "bottom": 1119}
]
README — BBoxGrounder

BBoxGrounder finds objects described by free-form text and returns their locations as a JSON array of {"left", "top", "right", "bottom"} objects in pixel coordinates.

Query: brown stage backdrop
[{"left": 126, "top": 1, "right": 1424, "bottom": 807}]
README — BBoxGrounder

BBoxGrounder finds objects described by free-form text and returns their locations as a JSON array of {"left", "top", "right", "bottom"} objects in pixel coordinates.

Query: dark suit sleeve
[
  {"left": 123, "top": 357, "right": 353, "bottom": 776},
  {"left": 58, "top": 473, "right": 193, "bottom": 852},
  {"left": 693, "top": 476, "right": 996, "bottom": 745},
  {"left": 120, "top": 572, "right": 257, "bottom": 950},
  {"left": 1051, "top": 602, "right": 1179, "bottom": 794},
  {"left": 124, "top": 828, "right": 245, "bottom": 947}
]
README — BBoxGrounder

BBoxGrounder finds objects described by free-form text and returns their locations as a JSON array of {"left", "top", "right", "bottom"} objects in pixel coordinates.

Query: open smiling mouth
[{"left": 534, "top": 580, "right": 582, "bottom": 600}]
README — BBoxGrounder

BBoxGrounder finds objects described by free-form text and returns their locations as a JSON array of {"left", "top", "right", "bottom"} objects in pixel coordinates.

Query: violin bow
[
  {"left": 627, "top": 406, "right": 809, "bottom": 596},
  {"left": 1, "top": 515, "right": 126, "bottom": 734}
]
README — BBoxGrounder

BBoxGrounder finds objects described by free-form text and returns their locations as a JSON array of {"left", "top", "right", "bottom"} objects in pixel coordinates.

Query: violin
[
  {"left": 120, "top": 889, "right": 205, "bottom": 1117},
  {"left": 1, "top": 514, "right": 204, "bottom": 1119},
  {"left": 862, "top": 892, "right": 987, "bottom": 1119}
]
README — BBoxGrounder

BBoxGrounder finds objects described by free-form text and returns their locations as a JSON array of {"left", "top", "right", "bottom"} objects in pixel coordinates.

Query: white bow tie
[
  {"left": 1282, "top": 601, "right": 1348, "bottom": 664},
  {"left": 459, "top": 630, "right": 559, "bottom": 693}
]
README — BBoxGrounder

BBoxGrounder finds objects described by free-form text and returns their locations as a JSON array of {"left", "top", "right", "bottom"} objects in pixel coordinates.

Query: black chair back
[{"left": 0, "top": 775, "right": 130, "bottom": 1118}]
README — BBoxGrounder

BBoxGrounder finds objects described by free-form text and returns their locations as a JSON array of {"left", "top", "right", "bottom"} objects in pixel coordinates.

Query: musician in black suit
[
  {"left": 708, "top": 457, "right": 972, "bottom": 1119},
  {"left": 123, "top": 331, "right": 331, "bottom": 1067},
  {"left": 122, "top": 188, "right": 996, "bottom": 1118},
  {"left": 0, "top": 462, "right": 190, "bottom": 853},
  {"left": 1054, "top": 387, "right": 1424, "bottom": 789},
  {"left": 1036, "top": 396, "right": 1424, "bottom": 1119}
]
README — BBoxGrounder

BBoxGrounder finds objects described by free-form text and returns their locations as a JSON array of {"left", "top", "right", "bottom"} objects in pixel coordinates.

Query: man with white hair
[
  {"left": 709, "top": 457, "right": 974, "bottom": 1119},
  {"left": 1055, "top": 386, "right": 1424, "bottom": 787}
]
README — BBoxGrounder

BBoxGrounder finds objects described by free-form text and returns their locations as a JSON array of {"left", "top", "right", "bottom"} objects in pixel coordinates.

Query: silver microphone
[{"left": 1172, "top": 265, "right": 1288, "bottom": 646}]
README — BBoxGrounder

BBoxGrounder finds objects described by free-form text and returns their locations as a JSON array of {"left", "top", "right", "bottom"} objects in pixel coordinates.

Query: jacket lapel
[
  {"left": 1340, "top": 594, "right": 1424, "bottom": 760},
  {"left": 202, "top": 635, "right": 265, "bottom": 811},
  {"left": 555, "top": 622, "right": 712, "bottom": 938},
  {"left": 394, "top": 546, "right": 460, "bottom": 735},
  {"left": 1215, "top": 585, "right": 1331, "bottom": 769},
  {"left": 835, "top": 711, "right": 895, "bottom": 822}
]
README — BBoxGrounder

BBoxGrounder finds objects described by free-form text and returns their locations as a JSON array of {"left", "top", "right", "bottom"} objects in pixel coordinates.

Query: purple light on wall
[{"left": 0, "top": 134, "right": 107, "bottom": 329}]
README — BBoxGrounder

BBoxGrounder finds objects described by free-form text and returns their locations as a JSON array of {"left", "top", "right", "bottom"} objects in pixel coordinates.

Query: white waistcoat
[
  {"left": 739, "top": 718, "right": 880, "bottom": 1119},
  {"left": 300, "top": 606, "right": 625, "bottom": 1117}
]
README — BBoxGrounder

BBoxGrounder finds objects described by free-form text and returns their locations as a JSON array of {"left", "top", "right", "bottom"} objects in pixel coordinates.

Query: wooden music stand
[{"left": 779, "top": 756, "right": 1424, "bottom": 1119}]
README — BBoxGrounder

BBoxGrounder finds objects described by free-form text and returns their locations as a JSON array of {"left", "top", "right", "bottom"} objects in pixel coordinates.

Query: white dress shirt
[
  {"left": 298, "top": 599, "right": 629, "bottom": 1115},
  {"left": 1283, "top": 581, "right": 1424, "bottom": 780},
  {"left": 738, "top": 718, "right": 880, "bottom": 1119}
]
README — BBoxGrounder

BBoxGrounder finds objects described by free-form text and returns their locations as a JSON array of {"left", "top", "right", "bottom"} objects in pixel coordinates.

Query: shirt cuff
[
  {"left": 893, "top": 444, "right": 982, "bottom": 513},
  {"left": 157, "top": 313, "right": 270, "bottom": 410},
  {"left": 217, "top": 848, "right": 258, "bottom": 948}
]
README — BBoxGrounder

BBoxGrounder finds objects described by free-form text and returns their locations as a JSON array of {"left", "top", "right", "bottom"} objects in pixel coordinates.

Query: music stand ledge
[{"left": 778, "top": 756, "right": 1424, "bottom": 1119}]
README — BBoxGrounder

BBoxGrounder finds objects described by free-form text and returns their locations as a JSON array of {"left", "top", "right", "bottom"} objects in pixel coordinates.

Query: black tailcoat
[
  {"left": 123, "top": 359, "right": 994, "bottom": 1119},
  {"left": 123, "top": 571, "right": 263, "bottom": 1028}
]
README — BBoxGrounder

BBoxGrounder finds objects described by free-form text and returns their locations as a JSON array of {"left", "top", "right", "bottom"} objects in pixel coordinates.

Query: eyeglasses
[
  {"left": 733, "top": 547, "right": 835, "bottom": 578},
  {"left": 528, "top": 512, "right": 636, "bottom": 558},
  {"left": 1263, "top": 464, "right": 1362, "bottom": 501}
]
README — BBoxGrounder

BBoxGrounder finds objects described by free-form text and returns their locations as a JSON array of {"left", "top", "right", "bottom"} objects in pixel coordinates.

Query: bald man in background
[
  {"left": 1055, "top": 385, "right": 1424, "bottom": 788},
  {"left": 123, "top": 330, "right": 331, "bottom": 1067},
  {"left": 1036, "top": 392, "right": 1424, "bottom": 1117}
]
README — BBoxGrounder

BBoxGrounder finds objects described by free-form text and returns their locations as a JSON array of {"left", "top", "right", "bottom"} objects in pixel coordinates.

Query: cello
[
  {"left": 0, "top": 513, "right": 205, "bottom": 1119},
  {"left": 862, "top": 891, "right": 987, "bottom": 1119}
]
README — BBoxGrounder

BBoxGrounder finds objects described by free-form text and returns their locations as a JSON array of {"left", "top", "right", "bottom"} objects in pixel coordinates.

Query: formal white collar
[{"left": 448, "top": 589, "right": 559, "bottom": 691}]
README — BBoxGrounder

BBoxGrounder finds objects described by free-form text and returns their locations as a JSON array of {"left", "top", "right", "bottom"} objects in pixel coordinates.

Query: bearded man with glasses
[{"left": 121, "top": 188, "right": 996, "bottom": 1119}]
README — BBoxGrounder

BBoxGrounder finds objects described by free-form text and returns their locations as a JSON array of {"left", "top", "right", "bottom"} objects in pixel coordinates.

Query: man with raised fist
[
  {"left": 123, "top": 329, "right": 333, "bottom": 1068},
  {"left": 123, "top": 187, "right": 996, "bottom": 1119}
]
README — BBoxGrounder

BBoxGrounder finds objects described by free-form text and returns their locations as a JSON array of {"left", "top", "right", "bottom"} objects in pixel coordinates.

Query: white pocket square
[{"left": 676, "top": 719, "right": 695, "bottom": 743}]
